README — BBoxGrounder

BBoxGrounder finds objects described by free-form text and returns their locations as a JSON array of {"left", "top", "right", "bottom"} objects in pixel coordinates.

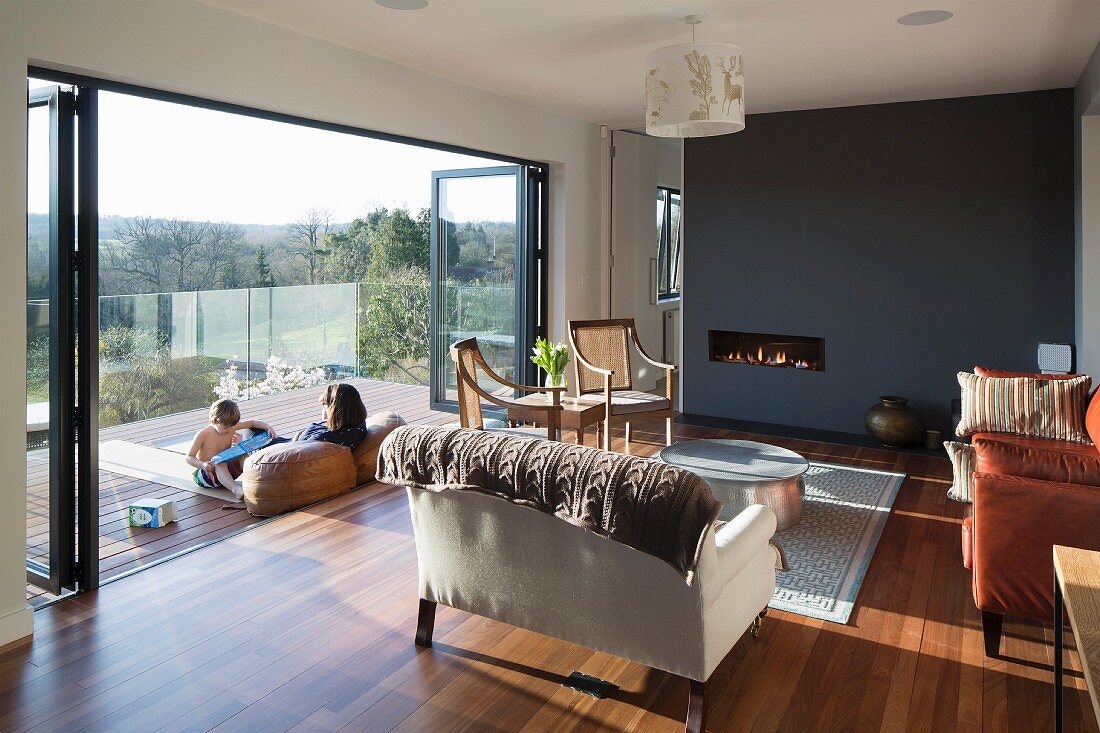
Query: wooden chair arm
[
  {"left": 628, "top": 327, "right": 677, "bottom": 372},
  {"left": 455, "top": 357, "right": 564, "bottom": 412},
  {"left": 459, "top": 350, "right": 566, "bottom": 397},
  {"left": 472, "top": 359, "right": 532, "bottom": 393},
  {"left": 467, "top": 377, "right": 565, "bottom": 413}
]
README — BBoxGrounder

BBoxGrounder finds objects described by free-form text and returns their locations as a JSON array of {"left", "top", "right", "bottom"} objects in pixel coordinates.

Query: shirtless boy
[{"left": 186, "top": 398, "right": 278, "bottom": 501}]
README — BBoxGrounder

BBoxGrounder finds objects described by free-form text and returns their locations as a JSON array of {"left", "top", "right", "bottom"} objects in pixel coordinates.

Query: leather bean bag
[
  {"left": 352, "top": 411, "right": 407, "bottom": 485},
  {"left": 242, "top": 440, "right": 356, "bottom": 517}
]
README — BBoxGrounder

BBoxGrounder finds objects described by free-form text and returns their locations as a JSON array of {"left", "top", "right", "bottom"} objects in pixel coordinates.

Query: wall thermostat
[{"left": 1037, "top": 342, "right": 1073, "bottom": 374}]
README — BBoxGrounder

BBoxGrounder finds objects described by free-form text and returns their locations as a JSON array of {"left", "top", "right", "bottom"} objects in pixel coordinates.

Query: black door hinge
[{"left": 72, "top": 405, "right": 84, "bottom": 441}]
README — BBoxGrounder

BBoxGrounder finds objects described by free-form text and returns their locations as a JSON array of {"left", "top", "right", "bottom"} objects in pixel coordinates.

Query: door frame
[{"left": 26, "top": 84, "right": 76, "bottom": 595}]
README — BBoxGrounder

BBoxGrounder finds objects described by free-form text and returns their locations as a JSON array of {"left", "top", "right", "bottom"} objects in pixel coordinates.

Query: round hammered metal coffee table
[{"left": 658, "top": 439, "right": 809, "bottom": 530}]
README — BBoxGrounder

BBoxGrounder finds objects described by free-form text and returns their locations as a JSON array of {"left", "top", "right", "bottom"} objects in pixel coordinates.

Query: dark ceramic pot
[{"left": 865, "top": 396, "right": 923, "bottom": 448}]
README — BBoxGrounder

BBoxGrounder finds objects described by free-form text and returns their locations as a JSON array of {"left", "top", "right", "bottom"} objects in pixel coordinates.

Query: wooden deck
[
  {"left": 26, "top": 378, "right": 452, "bottom": 606},
  {"left": 3, "top": 421, "right": 1096, "bottom": 732}
]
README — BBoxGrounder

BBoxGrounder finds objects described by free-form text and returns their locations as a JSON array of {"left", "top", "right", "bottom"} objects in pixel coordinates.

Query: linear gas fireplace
[{"left": 709, "top": 330, "right": 825, "bottom": 371}]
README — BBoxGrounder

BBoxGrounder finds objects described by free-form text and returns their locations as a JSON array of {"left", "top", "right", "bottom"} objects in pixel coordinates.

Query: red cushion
[
  {"left": 973, "top": 366, "right": 1080, "bottom": 380},
  {"left": 1087, "top": 389, "right": 1100, "bottom": 451},
  {"left": 972, "top": 432, "right": 1100, "bottom": 487}
]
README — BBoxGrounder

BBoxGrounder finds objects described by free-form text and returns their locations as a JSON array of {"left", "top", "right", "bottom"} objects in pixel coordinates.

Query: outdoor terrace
[{"left": 26, "top": 377, "right": 452, "bottom": 606}]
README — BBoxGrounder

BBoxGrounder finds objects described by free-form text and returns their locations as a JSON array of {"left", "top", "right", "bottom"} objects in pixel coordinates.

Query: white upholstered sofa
[{"left": 404, "top": 485, "right": 778, "bottom": 732}]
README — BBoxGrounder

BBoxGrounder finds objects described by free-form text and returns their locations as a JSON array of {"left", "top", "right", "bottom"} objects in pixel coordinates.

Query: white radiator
[{"left": 663, "top": 308, "right": 680, "bottom": 365}]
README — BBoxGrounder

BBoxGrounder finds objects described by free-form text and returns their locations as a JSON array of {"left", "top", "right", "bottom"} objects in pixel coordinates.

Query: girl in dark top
[{"left": 294, "top": 382, "right": 369, "bottom": 450}]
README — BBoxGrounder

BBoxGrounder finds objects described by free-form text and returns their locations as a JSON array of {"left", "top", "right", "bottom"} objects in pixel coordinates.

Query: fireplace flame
[{"left": 710, "top": 332, "right": 822, "bottom": 371}]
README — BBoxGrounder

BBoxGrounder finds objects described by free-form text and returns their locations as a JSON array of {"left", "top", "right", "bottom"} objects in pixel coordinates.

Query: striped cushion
[
  {"left": 955, "top": 372, "right": 1092, "bottom": 443},
  {"left": 943, "top": 441, "right": 975, "bottom": 503}
]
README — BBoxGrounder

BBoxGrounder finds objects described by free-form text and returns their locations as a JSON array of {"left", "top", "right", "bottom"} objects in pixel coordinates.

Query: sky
[{"left": 27, "top": 83, "right": 519, "bottom": 225}]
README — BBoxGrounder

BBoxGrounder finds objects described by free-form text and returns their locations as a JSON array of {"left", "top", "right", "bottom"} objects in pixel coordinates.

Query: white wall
[
  {"left": 1077, "top": 41, "right": 1100, "bottom": 376},
  {"left": 610, "top": 131, "right": 681, "bottom": 393},
  {"left": 0, "top": 0, "right": 603, "bottom": 646}
]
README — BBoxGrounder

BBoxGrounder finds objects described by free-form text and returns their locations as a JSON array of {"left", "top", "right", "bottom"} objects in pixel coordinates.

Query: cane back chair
[
  {"left": 450, "top": 338, "right": 563, "bottom": 440},
  {"left": 567, "top": 319, "right": 677, "bottom": 452}
]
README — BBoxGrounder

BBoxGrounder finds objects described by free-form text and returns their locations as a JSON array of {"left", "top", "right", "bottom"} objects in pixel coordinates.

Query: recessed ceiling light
[
  {"left": 375, "top": 0, "right": 428, "bottom": 9},
  {"left": 897, "top": 9, "right": 954, "bottom": 25}
]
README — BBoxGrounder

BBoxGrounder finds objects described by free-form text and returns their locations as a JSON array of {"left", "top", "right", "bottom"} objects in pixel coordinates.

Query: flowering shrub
[{"left": 214, "top": 355, "right": 326, "bottom": 400}]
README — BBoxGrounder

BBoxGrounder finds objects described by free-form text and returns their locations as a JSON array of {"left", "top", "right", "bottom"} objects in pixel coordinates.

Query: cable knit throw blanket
[{"left": 376, "top": 426, "right": 723, "bottom": 584}]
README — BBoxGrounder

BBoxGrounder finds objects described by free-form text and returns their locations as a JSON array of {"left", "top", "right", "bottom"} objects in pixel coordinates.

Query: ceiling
[{"left": 202, "top": 0, "right": 1100, "bottom": 127}]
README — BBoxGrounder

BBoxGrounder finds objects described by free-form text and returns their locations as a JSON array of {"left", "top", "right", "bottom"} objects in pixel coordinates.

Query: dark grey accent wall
[{"left": 683, "top": 89, "right": 1075, "bottom": 435}]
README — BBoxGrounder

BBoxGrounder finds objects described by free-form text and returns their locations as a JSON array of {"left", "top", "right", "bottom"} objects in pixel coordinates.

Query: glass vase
[{"left": 544, "top": 371, "right": 566, "bottom": 402}]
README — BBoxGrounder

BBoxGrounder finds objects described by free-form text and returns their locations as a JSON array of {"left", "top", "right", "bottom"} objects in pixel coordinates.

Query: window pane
[
  {"left": 657, "top": 187, "right": 680, "bottom": 299},
  {"left": 26, "top": 97, "right": 52, "bottom": 597},
  {"left": 669, "top": 192, "right": 681, "bottom": 296}
]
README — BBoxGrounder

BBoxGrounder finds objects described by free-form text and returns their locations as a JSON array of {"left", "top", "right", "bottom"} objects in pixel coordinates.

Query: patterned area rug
[{"left": 769, "top": 462, "right": 905, "bottom": 625}]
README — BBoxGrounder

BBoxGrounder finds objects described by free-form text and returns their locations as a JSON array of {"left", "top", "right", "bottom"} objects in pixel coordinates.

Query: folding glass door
[
  {"left": 429, "top": 166, "right": 545, "bottom": 409},
  {"left": 26, "top": 80, "right": 98, "bottom": 598}
]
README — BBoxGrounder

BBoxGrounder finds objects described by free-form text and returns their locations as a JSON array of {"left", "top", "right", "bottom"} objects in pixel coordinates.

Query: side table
[{"left": 507, "top": 394, "right": 605, "bottom": 446}]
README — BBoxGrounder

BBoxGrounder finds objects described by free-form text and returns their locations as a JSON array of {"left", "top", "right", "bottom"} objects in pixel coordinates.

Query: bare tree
[
  {"left": 286, "top": 208, "right": 333, "bottom": 285},
  {"left": 104, "top": 217, "right": 245, "bottom": 294}
]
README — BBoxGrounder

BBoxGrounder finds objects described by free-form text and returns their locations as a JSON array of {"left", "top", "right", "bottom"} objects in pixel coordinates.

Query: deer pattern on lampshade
[
  {"left": 646, "top": 45, "right": 744, "bottom": 136},
  {"left": 715, "top": 55, "right": 743, "bottom": 116}
]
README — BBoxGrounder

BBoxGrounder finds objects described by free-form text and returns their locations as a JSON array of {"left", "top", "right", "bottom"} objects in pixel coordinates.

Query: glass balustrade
[{"left": 27, "top": 280, "right": 513, "bottom": 432}]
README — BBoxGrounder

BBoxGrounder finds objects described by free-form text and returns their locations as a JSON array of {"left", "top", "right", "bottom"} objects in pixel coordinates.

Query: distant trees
[
  {"left": 79, "top": 205, "right": 516, "bottom": 390},
  {"left": 286, "top": 209, "right": 332, "bottom": 285},
  {"left": 364, "top": 208, "right": 431, "bottom": 280},
  {"left": 359, "top": 266, "right": 430, "bottom": 384},
  {"left": 342, "top": 208, "right": 432, "bottom": 383},
  {"left": 95, "top": 207, "right": 447, "bottom": 295},
  {"left": 102, "top": 217, "right": 245, "bottom": 295},
  {"left": 254, "top": 246, "right": 277, "bottom": 287},
  {"left": 318, "top": 216, "right": 372, "bottom": 284}
]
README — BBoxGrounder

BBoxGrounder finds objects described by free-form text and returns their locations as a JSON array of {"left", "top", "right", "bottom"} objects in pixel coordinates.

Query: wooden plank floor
[
  {"left": 5, "top": 420, "right": 1097, "bottom": 732},
  {"left": 26, "top": 378, "right": 452, "bottom": 606}
]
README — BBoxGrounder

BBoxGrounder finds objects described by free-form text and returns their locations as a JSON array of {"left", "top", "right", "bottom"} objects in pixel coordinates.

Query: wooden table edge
[{"left": 1053, "top": 544, "right": 1100, "bottom": 726}]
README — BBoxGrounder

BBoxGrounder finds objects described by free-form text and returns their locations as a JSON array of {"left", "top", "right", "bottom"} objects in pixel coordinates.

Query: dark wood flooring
[{"left": 4, "top": 419, "right": 1097, "bottom": 732}]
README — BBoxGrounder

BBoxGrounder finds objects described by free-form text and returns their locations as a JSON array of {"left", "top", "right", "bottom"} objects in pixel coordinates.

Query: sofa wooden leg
[
  {"left": 685, "top": 678, "right": 706, "bottom": 733},
  {"left": 666, "top": 417, "right": 674, "bottom": 446},
  {"left": 751, "top": 608, "right": 767, "bottom": 638},
  {"left": 415, "top": 599, "right": 437, "bottom": 647},
  {"left": 982, "top": 610, "right": 1003, "bottom": 658},
  {"left": 624, "top": 422, "right": 632, "bottom": 451}
]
